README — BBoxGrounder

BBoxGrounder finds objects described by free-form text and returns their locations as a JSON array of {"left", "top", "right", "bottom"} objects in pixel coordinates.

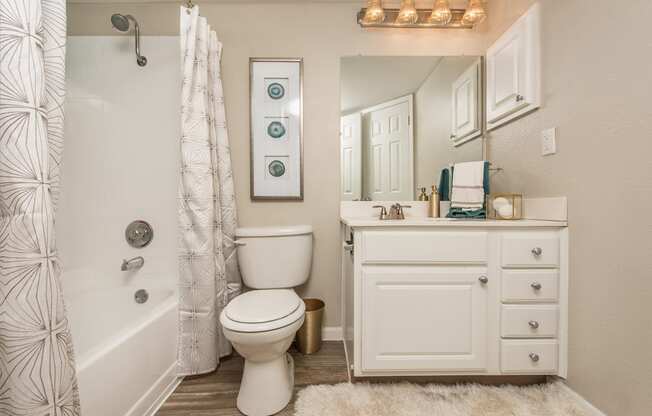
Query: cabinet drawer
[
  {"left": 501, "top": 340, "right": 558, "bottom": 374},
  {"left": 501, "top": 305, "right": 558, "bottom": 338},
  {"left": 501, "top": 270, "right": 559, "bottom": 303},
  {"left": 501, "top": 232, "right": 559, "bottom": 268},
  {"left": 361, "top": 231, "right": 487, "bottom": 264}
]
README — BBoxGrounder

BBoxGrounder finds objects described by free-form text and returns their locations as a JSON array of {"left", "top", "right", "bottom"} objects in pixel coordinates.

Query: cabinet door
[
  {"left": 486, "top": 3, "right": 540, "bottom": 130},
  {"left": 361, "top": 266, "right": 488, "bottom": 372},
  {"left": 451, "top": 60, "right": 481, "bottom": 146}
]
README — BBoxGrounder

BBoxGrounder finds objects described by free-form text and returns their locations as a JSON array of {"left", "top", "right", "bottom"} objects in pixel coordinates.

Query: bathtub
[{"left": 67, "top": 285, "right": 180, "bottom": 416}]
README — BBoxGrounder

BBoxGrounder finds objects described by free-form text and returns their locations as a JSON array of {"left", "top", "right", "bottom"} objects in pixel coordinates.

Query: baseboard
[
  {"left": 552, "top": 378, "right": 607, "bottom": 416},
  {"left": 322, "top": 326, "right": 343, "bottom": 341}
]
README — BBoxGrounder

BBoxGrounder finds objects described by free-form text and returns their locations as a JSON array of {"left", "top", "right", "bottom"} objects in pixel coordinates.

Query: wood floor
[{"left": 156, "top": 341, "right": 349, "bottom": 416}]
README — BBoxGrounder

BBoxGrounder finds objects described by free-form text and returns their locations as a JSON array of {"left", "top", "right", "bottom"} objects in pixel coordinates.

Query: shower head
[
  {"left": 110, "top": 14, "right": 131, "bottom": 32},
  {"left": 110, "top": 13, "right": 147, "bottom": 67}
]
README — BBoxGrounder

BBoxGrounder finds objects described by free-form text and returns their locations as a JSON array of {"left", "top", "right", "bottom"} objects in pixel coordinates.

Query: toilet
[{"left": 220, "top": 225, "right": 313, "bottom": 416}]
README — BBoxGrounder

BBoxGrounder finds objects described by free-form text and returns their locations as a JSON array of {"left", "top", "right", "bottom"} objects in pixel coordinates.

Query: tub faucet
[{"left": 121, "top": 256, "right": 144, "bottom": 271}]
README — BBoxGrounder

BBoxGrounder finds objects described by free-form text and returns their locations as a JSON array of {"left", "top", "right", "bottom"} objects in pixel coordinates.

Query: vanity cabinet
[
  {"left": 486, "top": 3, "right": 541, "bottom": 130},
  {"left": 341, "top": 221, "right": 568, "bottom": 378}
]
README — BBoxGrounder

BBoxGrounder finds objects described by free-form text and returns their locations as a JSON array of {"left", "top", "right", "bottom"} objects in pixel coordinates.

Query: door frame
[{"left": 359, "top": 94, "right": 415, "bottom": 200}]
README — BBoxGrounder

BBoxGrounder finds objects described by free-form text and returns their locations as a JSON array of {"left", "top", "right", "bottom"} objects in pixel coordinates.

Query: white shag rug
[{"left": 294, "top": 382, "right": 587, "bottom": 416}]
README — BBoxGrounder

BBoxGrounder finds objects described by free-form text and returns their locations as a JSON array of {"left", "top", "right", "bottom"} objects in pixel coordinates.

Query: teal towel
[{"left": 438, "top": 168, "right": 450, "bottom": 201}]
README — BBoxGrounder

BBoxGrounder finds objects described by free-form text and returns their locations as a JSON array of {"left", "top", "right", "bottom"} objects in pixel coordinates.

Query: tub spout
[{"left": 121, "top": 256, "right": 144, "bottom": 271}]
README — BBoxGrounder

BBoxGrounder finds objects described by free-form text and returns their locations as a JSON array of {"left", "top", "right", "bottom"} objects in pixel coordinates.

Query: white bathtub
[{"left": 67, "top": 285, "right": 180, "bottom": 416}]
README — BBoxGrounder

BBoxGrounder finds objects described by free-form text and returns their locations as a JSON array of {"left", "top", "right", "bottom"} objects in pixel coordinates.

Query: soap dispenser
[
  {"left": 428, "top": 185, "right": 440, "bottom": 218},
  {"left": 417, "top": 187, "right": 429, "bottom": 201}
]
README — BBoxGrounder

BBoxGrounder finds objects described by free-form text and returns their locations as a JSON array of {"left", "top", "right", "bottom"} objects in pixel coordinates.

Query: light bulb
[
  {"left": 462, "top": 0, "right": 487, "bottom": 25},
  {"left": 429, "top": 0, "right": 452, "bottom": 25},
  {"left": 362, "top": 0, "right": 385, "bottom": 24},
  {"left": 396, "top": 0, "right": 418, "bottom": 25}
]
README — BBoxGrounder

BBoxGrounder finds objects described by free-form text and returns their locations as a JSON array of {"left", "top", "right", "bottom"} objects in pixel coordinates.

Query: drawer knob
[
  {"left": 531, "top": 247, "right": 543, "bottom": 256},
  {"left": 529, "top": 353, "right": 540, "bottom": 362},
  {"left": 478, "top": 275, "right": 489, "bottom": 284},
  {"left": 530, "top": 282, "right": 542, "bottom": 290},
  {"left": 528, "top": 320, "right": 540, "bottom": 329},
  {"left": 516, "top": 94, "right": 525, "bottom": 102}
]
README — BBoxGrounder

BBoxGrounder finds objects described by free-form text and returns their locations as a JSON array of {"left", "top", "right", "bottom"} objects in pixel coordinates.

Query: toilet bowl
[{"left": 220, "top": 226, "right": 313, "bottom": 416}]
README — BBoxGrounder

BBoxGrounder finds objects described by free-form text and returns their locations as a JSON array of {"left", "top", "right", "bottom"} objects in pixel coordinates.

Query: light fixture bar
[{"left": 357, "top": 8, "right": 474, "bottom": 28}]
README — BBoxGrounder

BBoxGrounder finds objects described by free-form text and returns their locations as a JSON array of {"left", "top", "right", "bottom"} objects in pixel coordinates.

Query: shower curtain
[
  {"left": 178, "top": 5, "right": 241, "bottom": 376},
  {"left": 0, "top": 0, "right": 80, "bottom": 415}
]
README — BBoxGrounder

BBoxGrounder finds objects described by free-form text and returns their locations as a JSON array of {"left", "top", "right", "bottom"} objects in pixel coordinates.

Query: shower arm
[{"left": 129, "top": 16, "right": 147, "bottom": 67}]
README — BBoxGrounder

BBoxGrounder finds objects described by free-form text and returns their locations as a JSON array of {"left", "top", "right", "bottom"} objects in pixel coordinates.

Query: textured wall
[
  {"left": 414, "top": 56, "right": 483, "bottom": 191},
  {"left": 487, "top": 1, "right": 652, "bottom": 415}
]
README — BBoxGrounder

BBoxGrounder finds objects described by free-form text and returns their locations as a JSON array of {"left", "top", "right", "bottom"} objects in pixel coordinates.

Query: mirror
[{"left": 340, "top": 56, "right": 484, "bottom": 201}]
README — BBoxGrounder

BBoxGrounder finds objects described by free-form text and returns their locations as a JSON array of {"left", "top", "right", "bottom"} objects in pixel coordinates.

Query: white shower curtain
[
  {"left": 178, "top": 5, "right": 241, "bottom": 376},
  {"left": 0, "top": 0, "right": 80, "bottom": 415}
]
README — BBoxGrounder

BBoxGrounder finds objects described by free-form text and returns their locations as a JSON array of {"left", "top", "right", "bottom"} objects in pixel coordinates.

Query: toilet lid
[{"left": 225, "top": 289, "right": 301, "bottom": 324}]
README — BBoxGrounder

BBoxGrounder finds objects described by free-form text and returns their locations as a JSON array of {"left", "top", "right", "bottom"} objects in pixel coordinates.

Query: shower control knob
[
  {"left": 529, "top": 353, "right": 540, "bottom": 362},
  {"left": 478, "top": 275, "right": 488, "bottom": 284}
]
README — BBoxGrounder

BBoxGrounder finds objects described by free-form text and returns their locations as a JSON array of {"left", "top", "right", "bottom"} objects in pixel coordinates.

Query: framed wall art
[{"left": 249, "top": 58, "right": 303, "bottom": 200}]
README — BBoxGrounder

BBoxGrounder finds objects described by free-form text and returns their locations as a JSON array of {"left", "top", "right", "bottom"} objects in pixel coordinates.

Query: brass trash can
[{"left": 296, "top": 298, "right": 325, "bottom": 354}]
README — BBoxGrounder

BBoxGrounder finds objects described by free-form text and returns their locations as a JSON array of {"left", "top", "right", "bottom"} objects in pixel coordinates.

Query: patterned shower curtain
[
  {"left": 0, "top": 0, "right": 80, "bottom": 415},
  {"left": 178, "top": 5, "right": 241, "bottom": 376}
]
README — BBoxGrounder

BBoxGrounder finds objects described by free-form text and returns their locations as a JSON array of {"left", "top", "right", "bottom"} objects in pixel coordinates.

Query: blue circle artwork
[
  {"left": 267, "top": 82, "right": 285, "bottom": 100},
  {"left": 267, "top": 121, "right": 286, "bottom": 139},
  {"left": 268, "top": 160, "right": 286, "bottom": 177}
]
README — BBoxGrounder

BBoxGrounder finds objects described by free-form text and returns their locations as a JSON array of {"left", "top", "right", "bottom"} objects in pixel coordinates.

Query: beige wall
[
  {"left": 68, "top": 1, "right": 516, "bottom": 328},
  {"left": 414, "top": 56, "right": 483, "bottom": 190},
  {"left": 487, "top": 1, "right": 652, "bottom": 415},
  {"left": 68, "top": 1, "right": 652, "bottom": 414}
]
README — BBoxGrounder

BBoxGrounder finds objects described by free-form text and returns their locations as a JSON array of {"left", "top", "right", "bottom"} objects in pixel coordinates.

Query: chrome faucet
[{"left": 121, "top": 256, "right": 144, "bottom": 271}]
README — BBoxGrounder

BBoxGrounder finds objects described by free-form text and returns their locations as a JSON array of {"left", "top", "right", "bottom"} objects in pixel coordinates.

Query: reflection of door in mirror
[
  {"left": 361, "top": 96, "right": 413, "bottom": 201},
  {"left": 340, "top": 113, "right": 362, "bottom": 201}
]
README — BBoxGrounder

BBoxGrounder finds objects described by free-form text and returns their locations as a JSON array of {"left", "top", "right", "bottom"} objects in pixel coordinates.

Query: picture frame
[{"left": 249, "top": 58, "right": 304, "bottom": 201}]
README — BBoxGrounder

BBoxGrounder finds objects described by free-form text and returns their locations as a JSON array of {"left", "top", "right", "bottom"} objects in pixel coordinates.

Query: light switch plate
[{"left": 541, "top": 127, "right": 557, "bottom": 156}]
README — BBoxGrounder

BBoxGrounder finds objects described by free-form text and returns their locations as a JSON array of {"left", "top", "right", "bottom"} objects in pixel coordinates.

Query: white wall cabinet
[
  {"left": 342, "top": 224, "right": 568, "bottom": 378},
  {"left": 451, "top": 59, "right": 482, "bottom": 145},
  {"left": 486, "top": 3, "right": 541, "bottom": 130}
]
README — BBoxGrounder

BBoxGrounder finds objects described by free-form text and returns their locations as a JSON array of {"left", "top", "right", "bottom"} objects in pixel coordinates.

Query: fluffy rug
[{"left": 294, "top": 382, "right": 586, "bottom": 416}]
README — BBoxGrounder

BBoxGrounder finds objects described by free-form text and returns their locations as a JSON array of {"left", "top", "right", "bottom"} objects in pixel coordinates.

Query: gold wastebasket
[{"left": 296, "top": 298, "right": 325, "bottom": 354}]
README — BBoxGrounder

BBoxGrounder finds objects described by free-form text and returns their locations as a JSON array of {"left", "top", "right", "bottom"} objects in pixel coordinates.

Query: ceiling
[
  {"left": 340, "top": 56, "right": 442, "bottom": 114},
  {"left": 67, "top": 0, "right": 471, "bottom": 6}
]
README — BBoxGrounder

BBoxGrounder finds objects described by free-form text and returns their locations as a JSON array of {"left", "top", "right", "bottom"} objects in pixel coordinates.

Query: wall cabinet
[
  {"left": 451, "top": 59, "right": 482, "bottom": 146},
  {"left": 486, "top": 3, "right": 541, "bottom": 130},
  {"left": 342, "top": 225, "right": 568, "bottom": 378}
]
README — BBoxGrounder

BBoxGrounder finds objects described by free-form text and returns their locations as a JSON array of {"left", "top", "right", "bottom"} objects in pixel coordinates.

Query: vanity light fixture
[
  {"left": 357, "top": 0, "right": 487, "bottom": 29},
  {"left": 361, "top": 0, "right": 386, "bottom": 24},
  {"left": 462, "top": 0, "right": 487, "bottom": 25},
  {"left": 429, "top": 0, "right": 453, "bottom": 25},
  {"left": 396, "top": 0, "right": 419, "bottom": 24}
]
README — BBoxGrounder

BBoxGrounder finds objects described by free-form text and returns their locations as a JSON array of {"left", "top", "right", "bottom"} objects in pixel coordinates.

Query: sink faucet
[
  {"left": 121, "top": 256, "right": 144, "bottom": 271},
  {"left": 389, "top": 203, "right": 412, "bottom": 220}
]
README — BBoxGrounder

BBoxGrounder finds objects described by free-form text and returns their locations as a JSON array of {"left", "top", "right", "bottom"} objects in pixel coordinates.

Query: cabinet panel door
[
  {"left": 361, "top": 266, "right": 488, "bottom": 372},
  {"left": 451, "top": 60, "right": 481, "bottom": 145}
]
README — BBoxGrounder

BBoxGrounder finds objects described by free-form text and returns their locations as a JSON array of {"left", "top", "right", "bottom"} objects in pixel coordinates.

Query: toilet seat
[{"left": 221, "top": 289, "right": 305, "bottom": 333}]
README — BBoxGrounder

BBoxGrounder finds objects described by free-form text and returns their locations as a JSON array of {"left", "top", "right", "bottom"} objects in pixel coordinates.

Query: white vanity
[{"left": 340, "top": 205, "right": 568, "bottom": 379}]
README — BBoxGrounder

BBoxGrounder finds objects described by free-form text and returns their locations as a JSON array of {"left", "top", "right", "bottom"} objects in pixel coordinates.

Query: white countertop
[{"left": 341, "top": 216, "right": 567, "bottom": 228}]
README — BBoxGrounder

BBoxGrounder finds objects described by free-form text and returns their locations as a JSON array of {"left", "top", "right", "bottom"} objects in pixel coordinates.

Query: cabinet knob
[
  {"left": 529, "top": 353, "right": 540, "bottom": 362},
  {"left": 530, "top": 282, "right": 542, "bottom": 290},
  {"left": 531, "top": 247, "right": 543, "bottom": 256},
  {"left": 516, "top": 94, "right": 525, "bottom": 102},
  {"left": 478, "top": 275, "right": 489, "bottom": 284},
  {"left": 528, "top": 320, "right": 540, "bottom": 329}
]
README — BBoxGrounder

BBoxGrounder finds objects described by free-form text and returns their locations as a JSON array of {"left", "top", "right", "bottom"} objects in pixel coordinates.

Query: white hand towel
[{"left": 451, "top": 161, "right": 485, "bottom": 211}]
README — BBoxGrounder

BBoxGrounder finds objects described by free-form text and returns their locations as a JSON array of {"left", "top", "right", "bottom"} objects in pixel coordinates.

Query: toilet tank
[{"left": 235, "top": 225, "right": 313, "bottom": 289}]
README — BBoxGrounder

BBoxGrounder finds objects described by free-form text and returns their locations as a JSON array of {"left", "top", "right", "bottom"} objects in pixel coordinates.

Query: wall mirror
[{"left": 340, "top": 56, "right": 485, "bottom": 201}]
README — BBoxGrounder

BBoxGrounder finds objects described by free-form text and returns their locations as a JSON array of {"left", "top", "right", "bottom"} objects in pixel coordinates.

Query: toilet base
[{"left": 237, "top": 353, "right": 295, "bottom": 416}]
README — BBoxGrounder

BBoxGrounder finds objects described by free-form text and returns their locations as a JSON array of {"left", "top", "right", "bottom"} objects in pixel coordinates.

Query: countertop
[{"left": 341, "top": 216, "right": 568, "bottom": 228}]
